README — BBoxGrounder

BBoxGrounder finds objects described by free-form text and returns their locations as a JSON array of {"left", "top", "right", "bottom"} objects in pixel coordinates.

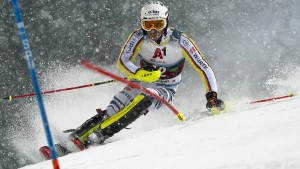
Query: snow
[
  {"left": 2, "top": 0, "right": 300, "bottom": 168},
  {"left": 20, "top": 93, "right": 300, "bottom": 169}
]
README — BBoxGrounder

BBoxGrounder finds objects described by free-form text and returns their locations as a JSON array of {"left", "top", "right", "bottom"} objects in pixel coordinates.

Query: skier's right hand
[{"left": 129, "top": 69, "right": 161, "bottom": 83}]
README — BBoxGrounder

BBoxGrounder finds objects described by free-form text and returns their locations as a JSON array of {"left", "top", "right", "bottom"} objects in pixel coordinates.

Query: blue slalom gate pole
[{"left": 11, "top": 1, "right": 60, "bottom": 168}]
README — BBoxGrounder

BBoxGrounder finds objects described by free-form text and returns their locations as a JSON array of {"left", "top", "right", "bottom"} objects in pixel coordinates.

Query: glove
[
  {"left": 205, "top": 91, "right": 225, "bottom": 111},
  {"left": 128, "top": 69, "right": 161, "bottom": 83}
]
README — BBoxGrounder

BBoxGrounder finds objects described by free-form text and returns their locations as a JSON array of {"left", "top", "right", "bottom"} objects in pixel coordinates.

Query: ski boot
[{"left": 70, "top": 94, "right": 154, "bottom": 148}]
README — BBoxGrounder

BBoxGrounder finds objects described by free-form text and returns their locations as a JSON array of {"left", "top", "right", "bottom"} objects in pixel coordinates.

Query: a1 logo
[{"left": 152, "top": 47, "right": 166, "bottom": 59}]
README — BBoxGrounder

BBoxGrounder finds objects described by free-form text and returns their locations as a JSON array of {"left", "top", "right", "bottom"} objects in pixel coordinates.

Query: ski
[
  {"left": 39, "top": 144, "right": 73, "bottom": 160},
  {"left": 39, "top": 146, "right": 51, "bottom": 160},
  {"left": 39, "top": 94, "right": 154, "bottom": 160}
]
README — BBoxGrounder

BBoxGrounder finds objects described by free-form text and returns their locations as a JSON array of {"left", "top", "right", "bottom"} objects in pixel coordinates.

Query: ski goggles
[{"left": 141, "top": 19, "right": 167, "bottom": 31}]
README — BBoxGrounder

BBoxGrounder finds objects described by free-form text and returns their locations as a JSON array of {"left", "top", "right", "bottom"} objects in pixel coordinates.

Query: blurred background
[{"left": 1, "top": 0, "right": 300, "bottom": 168}]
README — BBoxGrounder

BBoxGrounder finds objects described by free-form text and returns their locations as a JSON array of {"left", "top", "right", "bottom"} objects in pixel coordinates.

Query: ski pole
[
  {"left": 11, "top": 0, "right": 59, "bottom": 168},
  {"left": 1, "top": 79, "right": 117, "bottom": 102},
  {"left": 82, "top": 60, "right": 185, "bottom": 122},
  {"left": 249, "top": 93, "right": 295, "bottom": 104}
]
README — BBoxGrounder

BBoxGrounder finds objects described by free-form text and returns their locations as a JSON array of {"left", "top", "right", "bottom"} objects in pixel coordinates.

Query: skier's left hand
[{"left": 205, "top": 91, "right": 225, "bottom": 111}]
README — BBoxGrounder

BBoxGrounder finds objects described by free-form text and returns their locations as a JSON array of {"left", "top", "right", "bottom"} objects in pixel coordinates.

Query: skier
[{"left": 40, "top": 1, "right": 224, "bottom": 159}]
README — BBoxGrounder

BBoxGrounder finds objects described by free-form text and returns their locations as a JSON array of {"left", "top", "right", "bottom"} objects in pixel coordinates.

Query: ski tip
[
  {"left": 39, "top": 146, "right": 51, "bottom": 160},
  {"left": 71, "top": 138, "right": 85, "bottom": 151}
]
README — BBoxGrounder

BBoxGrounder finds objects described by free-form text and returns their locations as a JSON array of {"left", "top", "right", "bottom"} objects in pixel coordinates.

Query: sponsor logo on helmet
[{"left": 147, "top": 10, "right": 159, "bottom": 15}]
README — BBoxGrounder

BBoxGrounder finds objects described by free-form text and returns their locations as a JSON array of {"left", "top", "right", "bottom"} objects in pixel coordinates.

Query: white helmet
[{"left": 140, "top": 1, "right": 169, "bottom": 21}]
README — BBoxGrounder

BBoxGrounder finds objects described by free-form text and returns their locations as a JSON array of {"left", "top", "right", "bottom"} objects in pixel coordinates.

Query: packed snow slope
[
  {"left": 1, "top": 0, "right": 299, "bottom": 168},
  {"left": 21, "top": 94, "right": 300, "bottom": 169}
]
